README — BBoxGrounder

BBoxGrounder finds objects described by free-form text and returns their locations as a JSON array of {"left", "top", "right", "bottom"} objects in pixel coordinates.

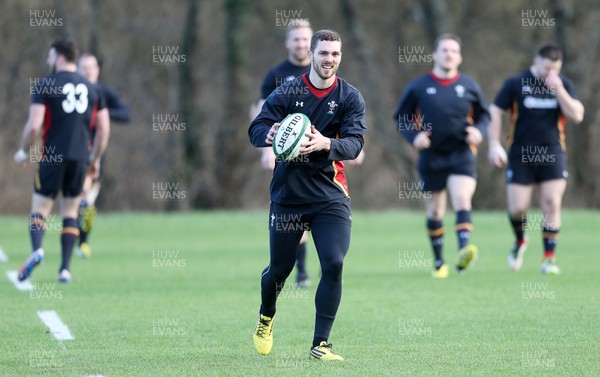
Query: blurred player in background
[
  {"left": 76, "top": 53, "right": 130, "bottom": 258},
  {"left": 488, "top": 44, "right": 584, "bottom": 275},
  {"left": 394, "top": 33, "right": 489, "bottom": 279},
  {"left": 249, "top": 29, "right": 366, "bottom": 360},
  {"left": 14, "top": 39, "right": 110, "bottom": 283},
  {"left": 250, "top": 19, "right": 314, "bottom": 288}
]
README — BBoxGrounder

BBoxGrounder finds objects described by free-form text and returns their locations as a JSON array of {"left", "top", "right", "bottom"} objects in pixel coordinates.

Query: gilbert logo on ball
[{"left": 273, "top": 113, "right": 311, "bottom": 160}]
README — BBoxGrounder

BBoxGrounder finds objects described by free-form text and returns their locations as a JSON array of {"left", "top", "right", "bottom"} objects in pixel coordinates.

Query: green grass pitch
[{"left": 1, "top": 210, "right": 599, "bottom": 376}]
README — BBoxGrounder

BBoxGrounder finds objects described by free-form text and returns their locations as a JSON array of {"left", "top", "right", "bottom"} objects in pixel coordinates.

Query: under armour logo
[{"left": 296, "top": 101, "right": 303, "bottom": 107}]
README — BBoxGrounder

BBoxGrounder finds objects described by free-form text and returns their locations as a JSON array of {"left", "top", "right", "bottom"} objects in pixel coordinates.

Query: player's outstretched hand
[
  {"left": 265, "top": 122, "right": 280, "bottom": 145},
  {"left": 14, "top": 149, "right": 28, "bottom": 167},
  {"left": 413, "top": 131, "right": 431, "bottom": 150},
  {"left": 465, "top": 126, "right": 482, "bottom": 146},
  {"left": 301, "top": 126, "right": 331, "bottom": 155},
  {"left": 488, "top": 143, "right": 508, "bottom": 168}
]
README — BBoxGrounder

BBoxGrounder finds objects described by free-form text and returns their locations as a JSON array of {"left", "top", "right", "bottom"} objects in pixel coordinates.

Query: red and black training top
[
  {"left": 31, "top": 70, "right": 106, "bottom": 162},
  {"left": 394, "top": 71, "right": 490, "bottom": 154},
  {"left": 493, "top": 69, "right": 576, "bottom": 154},
  {"left": 249, "top": 73, "right": 367, "bottom": 205}
]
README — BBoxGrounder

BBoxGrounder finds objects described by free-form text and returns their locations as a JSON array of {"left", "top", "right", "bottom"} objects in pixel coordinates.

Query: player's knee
[
  {"left": 452, "top": 192, "right": 472, "bottom": 210},
  {"left": 321, "top": 258, "right": 344, "bottom": 281},
  {"left": 275, "top": 263, "right": 297, "bottom": 281},
  {"left": 510, "top": 207, "right": 528, "bottom": 219},
  {"left": 541, "top": 196, "right": 561, "bottom": 214},
  {"left": 427, "top": 207, "right": 444, "bottom": 220}
]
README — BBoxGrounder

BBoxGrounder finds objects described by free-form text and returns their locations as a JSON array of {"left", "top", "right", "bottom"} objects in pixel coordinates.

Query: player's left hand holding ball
[
  {"left": 465, "top": 126, "right": 482, "bottom": 146},
  {"left": 265, "top": 122, "right": 280, "bottom": 145},
  {"left": 301, "top": 126, "right": 331, "bottom": 155},
  {"left": 14, "top": 149, "right": 28, "bottom": 166}
]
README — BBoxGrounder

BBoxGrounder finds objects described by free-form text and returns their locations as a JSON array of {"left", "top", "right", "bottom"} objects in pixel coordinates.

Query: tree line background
[{"left": 1, "top": 0, "right": 599, "bottom": 213}]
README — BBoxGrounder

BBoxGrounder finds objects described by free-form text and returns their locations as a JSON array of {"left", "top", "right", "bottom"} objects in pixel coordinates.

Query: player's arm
[
  {"left": 104, "top": 86, "right": 131, "bottom": 123},
  {"left": 253, "top": 70, "right": 281, "bottom": 168},
  {"left": 249, "top": 98, "right": 276, "bottom": 169},
  {"left": 393, "top": 83, "right": 430, "bottom": 150},
  {"left": 546, "top": 73, "right": 584, "bottom": 124},
  {"left": 89, "top": 107, "right": 110, "bottom": 178},
  {"left": 487, "top": 78, "right": 514, "bottom": 167},
  {"left": 249, "top": 70, "right": 281, "bottom": 167},
  {"left": 304, "top": 92, "right": 366, "bottom": 160},
  {"left": 92, "top": 87, "right": 110, "bottom": 160},
  {"left": 90, "top": 87, "right": 111, "bottom": 177},
  {"left": 249, "top": 93, "right": 286, "bottom": 148},
  {"left": 250, "top": 69, "right": 276, "bottom": 122},
  {"left": 14, "top": 104, "right": 45, "bottom": 165},
  {"left": 465, "top": 82, "right": 490, "bottom": 146},
  {"left": 249, "top": 99, "right": 266, "bottom": 121},
  {"left": 488, "top": 104, "right": 508, "bottom": 167},
  {"left": 92, "top": 108, "right": 110, "bottom": 160}
]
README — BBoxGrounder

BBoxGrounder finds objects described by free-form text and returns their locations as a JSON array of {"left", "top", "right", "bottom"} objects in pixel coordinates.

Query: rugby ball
[{"left": 272, "top": 113, "right": 311, "bottom": 160}]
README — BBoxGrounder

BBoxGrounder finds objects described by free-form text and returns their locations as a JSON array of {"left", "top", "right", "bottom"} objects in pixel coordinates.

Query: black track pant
[{"left": 259, "top": 198, "right": 351, "bottom": 340}]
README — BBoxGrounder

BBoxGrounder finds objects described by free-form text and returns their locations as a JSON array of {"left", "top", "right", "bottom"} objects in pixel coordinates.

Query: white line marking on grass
[
  {"left": 6, "top": 270, "right": 33, "bottom": 291},
  {"left": 37, "top": 310, "right": 75, "bottom": 340},
  {"left": 0, "top": 247, "right": 8, "bottom": 262}
]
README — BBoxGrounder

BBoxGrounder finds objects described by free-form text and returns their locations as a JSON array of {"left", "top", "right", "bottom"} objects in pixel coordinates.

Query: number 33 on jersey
[
  {"left": 62, "top": 82, "right": 89, "bottom": 114},
  {"left": 31, "top": 70, "right": 106, "bottom": 162}
]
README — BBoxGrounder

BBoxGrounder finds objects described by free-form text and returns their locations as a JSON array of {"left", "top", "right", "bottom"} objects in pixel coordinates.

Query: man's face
[
  {"left": 432, "top": 39, "right": 462, "bottom": 72},
  {"left": 533, "top": 56, "right": 562, "bottom": 78},
  {"left": 309, "top": 40, "right": 342, "bottom": 80},
  {"left": 46, "top": 48, "right": 58, "bottom": 72},
  {"left": 78, "top": 55, "right": 100, "bottom": 83},
  {"left": 286, "top": 27, "right": 312, "bottom": 63}
]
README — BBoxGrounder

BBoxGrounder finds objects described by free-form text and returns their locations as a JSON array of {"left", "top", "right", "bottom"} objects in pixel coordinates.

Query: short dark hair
[
  {"left": 537, "top": 43, "right": 562, "bottom": 61},
  {"left": 51, "top": 39, "right": 78, "bottom": 63},
  {"left": 433, "top": 33, "right": 462, "bottom": 52},
  {"left": 310, "top": 29, "right": 341, "bottom": 52}
]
